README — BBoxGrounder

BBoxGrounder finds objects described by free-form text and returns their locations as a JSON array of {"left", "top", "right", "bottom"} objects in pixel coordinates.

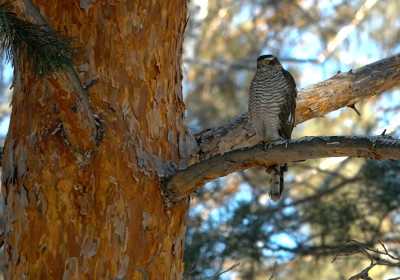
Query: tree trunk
[{"left": 2, "top": 1, "right": 191, "bottom": 279}]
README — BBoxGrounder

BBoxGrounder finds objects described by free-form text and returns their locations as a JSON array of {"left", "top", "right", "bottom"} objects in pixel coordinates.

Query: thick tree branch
[
  {"left": 195, "top": 54, "right": 400, "bottom": 161},
  {"left": 165, "top": 136, "right": 400, "bottom": 201}
]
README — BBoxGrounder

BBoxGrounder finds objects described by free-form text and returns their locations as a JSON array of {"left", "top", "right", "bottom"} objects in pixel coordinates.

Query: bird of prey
[{"left": 248, "top": 54, "right": 297, "bottom": 200}]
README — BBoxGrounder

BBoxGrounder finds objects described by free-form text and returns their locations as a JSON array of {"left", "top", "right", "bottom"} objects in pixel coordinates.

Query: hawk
[{"left": 248, "top": 54, "right": 297, "bottom": 200}]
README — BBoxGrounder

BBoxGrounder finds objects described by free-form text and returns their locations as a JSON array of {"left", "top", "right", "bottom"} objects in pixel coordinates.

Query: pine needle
[{"left": 0, "top": 1, "right": 73, "bottom": 76}]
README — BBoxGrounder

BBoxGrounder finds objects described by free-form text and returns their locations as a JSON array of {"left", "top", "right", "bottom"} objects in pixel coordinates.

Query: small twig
[
  {"left": 348, "top": 261, "right": 375, "bottom": 280},
  {"left": 268, "top": 262, "right": 278, "bottom": 280},
  {"left": 379, "top": 240, "right": 400, "bottom": 261},
  {"left": 332, "top": 240, "right": 400, "bottom": 280},
  {"left": 348, "top": 104, "right": 361, "bottom": 116},
  {"left": 380, "top": 240, "right": 390, "bottom": 254},
  {"left": 209, "top": 263, "right": 240, "bottom": 279}
]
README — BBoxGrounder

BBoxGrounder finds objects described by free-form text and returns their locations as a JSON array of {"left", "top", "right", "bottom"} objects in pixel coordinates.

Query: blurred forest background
[
  {"left": 182, "top": 0, "right": 400, "bottom": 279},
  {"left": 0, "top": 0, "right": 400, "bottom": 279}
]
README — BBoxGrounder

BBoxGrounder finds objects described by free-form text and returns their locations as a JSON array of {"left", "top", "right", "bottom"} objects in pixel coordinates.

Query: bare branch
[
  {"left": 164, "top": 136, "right": 400, "bottom": 201},
  {"left": 331, "top": 240, "right": 400, "bottom": 280},
  {"left": 208, "top": 263, "right": 240, "bottom": 280},
  {"left": 195, "top": 54, "right": 400, "bottom": 161}
]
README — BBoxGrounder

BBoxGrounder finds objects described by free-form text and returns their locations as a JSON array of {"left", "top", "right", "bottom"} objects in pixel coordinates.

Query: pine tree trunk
[{"left": 2, "top": 1, "right": 191, "bottom": 279}]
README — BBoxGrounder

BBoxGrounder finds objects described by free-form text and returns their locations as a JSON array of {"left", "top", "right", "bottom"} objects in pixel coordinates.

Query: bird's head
[{"left": 256, "top": 54, "right": 281, "bottom": 68}]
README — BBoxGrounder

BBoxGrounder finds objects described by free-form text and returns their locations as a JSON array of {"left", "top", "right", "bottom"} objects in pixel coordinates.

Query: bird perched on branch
[{"left": 248, "top": 55, "right": 297, "bottom": 200}]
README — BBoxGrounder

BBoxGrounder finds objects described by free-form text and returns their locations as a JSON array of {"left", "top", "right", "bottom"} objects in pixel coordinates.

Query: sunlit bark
[{"left": 2, "top": 1, "right": 191, "bottom": 279}]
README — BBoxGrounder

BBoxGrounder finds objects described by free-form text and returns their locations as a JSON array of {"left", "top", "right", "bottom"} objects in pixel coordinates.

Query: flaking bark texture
[{"left": 2, "top": 1, "right": 194, "bottom": 279}]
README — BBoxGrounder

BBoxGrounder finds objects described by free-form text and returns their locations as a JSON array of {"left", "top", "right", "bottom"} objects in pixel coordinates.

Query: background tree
[{"left": 182, "top": 0, "right": 400, "bottom": 279}]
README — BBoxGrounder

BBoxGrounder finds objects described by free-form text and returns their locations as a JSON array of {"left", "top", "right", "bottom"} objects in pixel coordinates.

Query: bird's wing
[
  {"left": 278, "top": 69, "right": 297, "bottom": 139},
  {"left": 248, "top": 76, "right": 258, "bottom": 121}
]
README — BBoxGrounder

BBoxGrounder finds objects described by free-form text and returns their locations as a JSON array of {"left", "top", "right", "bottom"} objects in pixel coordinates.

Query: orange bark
[{"left": 2, "top": 1, "right": 191, "bottom": 279}]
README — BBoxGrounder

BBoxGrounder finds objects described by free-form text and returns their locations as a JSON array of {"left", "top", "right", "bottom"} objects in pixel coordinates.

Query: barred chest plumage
[{"left": 248, "top": 67, "right": 289, "bottom": 142}]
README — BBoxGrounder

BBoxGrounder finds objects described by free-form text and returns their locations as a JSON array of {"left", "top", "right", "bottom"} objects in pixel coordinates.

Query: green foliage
[
  {"left": 185, "top": 160, "right": 400, "bottom": 279},
  {"left": 360, "top": 160, "right": 400, "bottom": 211},
  {"left": 0, "top": 2, "right": 73, "bottom": 76}
]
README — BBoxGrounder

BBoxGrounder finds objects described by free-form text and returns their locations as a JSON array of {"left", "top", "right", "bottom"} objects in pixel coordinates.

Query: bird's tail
[{"left": 268, "top": 164, "right": 286, "bottom": 201}]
